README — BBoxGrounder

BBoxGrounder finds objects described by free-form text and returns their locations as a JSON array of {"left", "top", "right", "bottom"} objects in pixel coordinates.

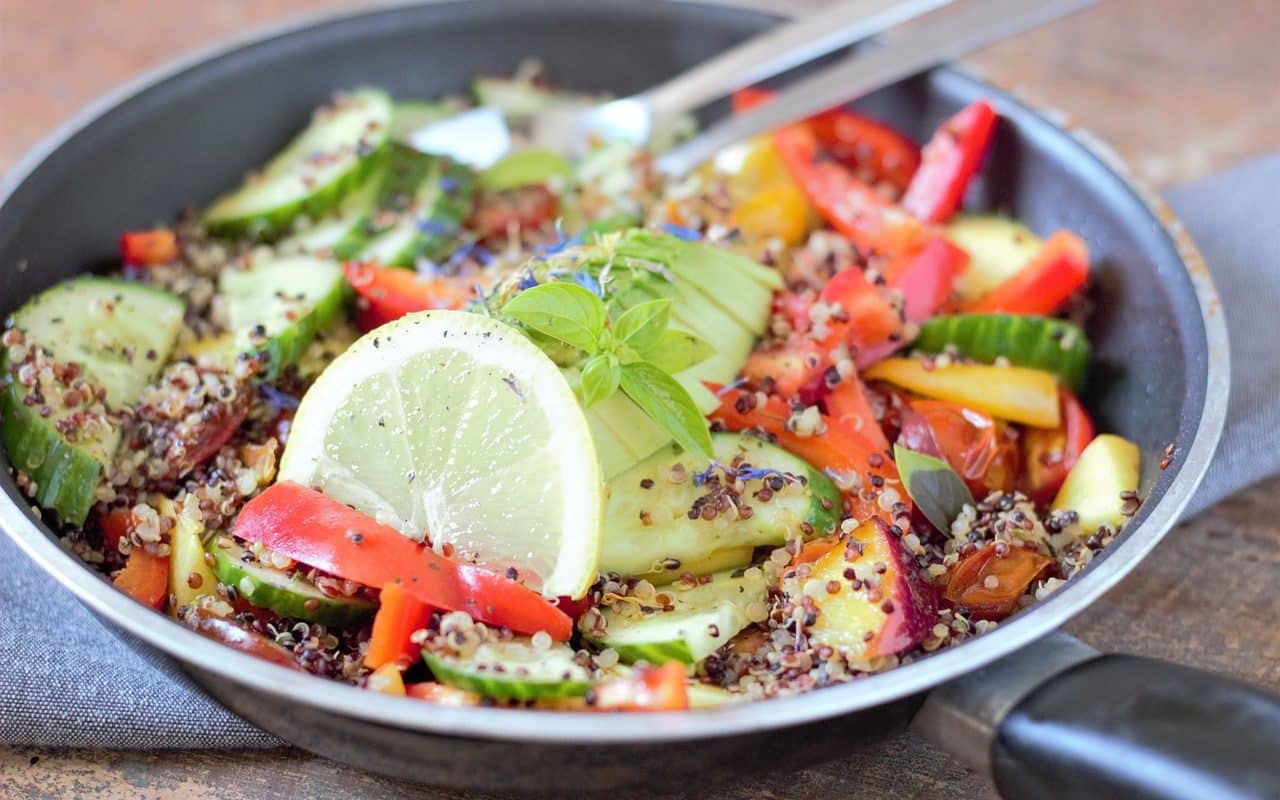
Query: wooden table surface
[{"left": 2, "top": 1, "right": 1278, "bottom": 797}]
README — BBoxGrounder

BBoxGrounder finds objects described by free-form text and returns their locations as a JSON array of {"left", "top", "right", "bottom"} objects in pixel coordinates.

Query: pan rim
[{"left": 0, "top": 0, "right": 1229, "bottom": 744}]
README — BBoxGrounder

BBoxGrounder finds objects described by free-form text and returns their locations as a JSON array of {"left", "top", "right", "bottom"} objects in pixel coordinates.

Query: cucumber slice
[
  {"left": 423, "top": 640, "right": 591, "bottom": 701},
  {"left": 341, "top": 146, "right": 475, "bottom": 268},
  {"left": 594, "top": 569, "right": 767, "bottom": 665},
  {"left": 2, "top": 278, "right": 184, "bottom": 523},
  {"left": 480, "top": 148, "right": 574, "bottom": 192},
  {"left": 914, "top": 313, "right": 1091, "bottom": 389},
  {"left": 600, "top": 433, "right": 841, "bottom": 577},
  {"left": 471, "top": 77, "right": 597, "bottom": 121},
  {"left": 204, "top": 88, "right": 393, "bottom": 239},
  {"left": 946, "top": 214, "right": 1042, "bottom": 302},
  {"left": 390, "top": 99, "right": 466, "bottom": 142},
  {"left": 207, "top": 534, "right": 375, "bottom": 626},
  {"left": 220, "top": 255, "right": 346, "bottom": 380},
  {"left": 276, "top": 160, "right": 388, "bottom": 256}
]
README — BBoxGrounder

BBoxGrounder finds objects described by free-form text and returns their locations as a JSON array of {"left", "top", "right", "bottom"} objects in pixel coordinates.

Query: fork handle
[
  {"left": 637, "top": 0, "right": 954, "bottom": 123},
  {"left": 656, "top": 0, "right": 1097, "bottom": 177}
]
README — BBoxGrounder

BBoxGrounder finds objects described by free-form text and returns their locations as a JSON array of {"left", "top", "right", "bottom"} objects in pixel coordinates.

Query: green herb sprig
[{"left": 503, "top": 282, "right": 714, "bottom": 458}]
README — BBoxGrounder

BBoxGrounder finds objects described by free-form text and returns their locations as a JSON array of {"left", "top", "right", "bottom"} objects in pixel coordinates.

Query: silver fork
[
  {"left": 655, "top": 0, "right": 1098, "bottom": 177},
  {"left": 527, "top": 0, "right": 956, "bottom": 155}
]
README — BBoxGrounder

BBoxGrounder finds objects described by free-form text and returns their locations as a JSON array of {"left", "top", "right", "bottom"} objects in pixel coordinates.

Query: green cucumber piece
[
  {"left": 341, "top": 146, "right": 475, "bottom": 268},
  {"left": 207, "top": 535, "right": 375, "bottom": 626},
  {"left": 220, "top": 255, "right": 346, "bottom": 380},
  {"left": 594, "top": 569, "right": 767, "bottom": 665},
  {"left": 471, "top": 77, "right": 597, "bottom": 121},
  {"left": 423, "top": 640, "right": 591, "bottom": 701},
  {"left": 480, "top": 148, "right": 574, "bottom": 192},
  {"left": 600, "top": 433, "right": 841, "bottom": 577},
  {"left": 2, "top": 278, "right": 184, "bottom": 524},
  {"left": 276, "top": 160, "right": 388, "bottom": 256},
  {"left": 389, "top": 99, "right": 466, "bottom": 142},
  {"left": 914, "top": 313, "right": 1091, "bottom": 389},
  {"left": 204, "top": 88, "right": 393, "bottom": 239},
  {"left": 946, "top": 214, "right": 1042, "bottom": 302}
]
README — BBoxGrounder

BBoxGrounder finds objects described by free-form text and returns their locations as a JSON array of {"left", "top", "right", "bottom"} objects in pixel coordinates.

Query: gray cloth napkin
[{"left": 2, "top": 154, "right": 1277, "bottom": 749}]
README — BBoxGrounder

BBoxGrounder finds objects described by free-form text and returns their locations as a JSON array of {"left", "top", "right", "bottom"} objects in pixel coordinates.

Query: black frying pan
[{"left": 1, "top": 2, "right": 1276, "bottom": 797}]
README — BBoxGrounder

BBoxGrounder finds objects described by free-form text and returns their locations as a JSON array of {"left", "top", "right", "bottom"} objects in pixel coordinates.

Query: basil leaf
[
  {"left": 501, "top": 282, "right": 606, "bottom": 355},
  {"left": 894, "top": 444, "right": 975, "bottom": 533},
  {"left": 613, "top": 299, "right": 671, "bottom": 354},
  {"left": 580, "top": 353, "right": 621, "bottom": 408},
  {"left": 643, "top": 329, "right": 716, "bottom": 374},
  {"left": 620, "top": 361, "right": 714, "bottom": 460}
]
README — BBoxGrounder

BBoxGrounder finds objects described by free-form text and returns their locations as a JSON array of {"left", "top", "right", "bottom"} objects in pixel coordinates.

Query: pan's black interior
[{"left": 0, "top": 0, "right": 1211, "bottom": 790}]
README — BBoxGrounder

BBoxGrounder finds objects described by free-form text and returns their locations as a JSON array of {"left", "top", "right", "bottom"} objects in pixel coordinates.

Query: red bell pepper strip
[
  {"left": 963, "top": 231, "right": 1089, "bottom": 316},
  {"left": 1021, "top": 388, "right": 1096, "bottom": 505},
  {"left": 709, "top": 386, "right": 909, "bottom": 524},
  {"left": 742, "top": 337, "right": 824, "bottom": 400},
  {"left": 344, "top": 262, "right": 473, "bottom": 332},
  {"left": 884, "top": 237, "right": 970, "bottom": 323},
  {"left": 593, "top": 662, "right": 689, "bottom": 711},
  {"left": 233, "top": 482, "right": 573, "bottom": 640},
  {"left": 901, "top": 100, "right": 998, "bottom": 223},
  {"left": 365, "top": 581, "right": 434, "bottom": 670},
  {"left": 943, "top": 544, "right": 1056, "bottom": 621},
  {"left": 773, "top": 122, "right": 929, "bottom": 259},
  {"left": 113, "top": 548, "right": 169, "bottom": 610},
  {"left": 120, "top": 229, "right": 179, "bottom": 267},
  {"left": 817, "top": 266, "right": 905, "bottom": 360}
]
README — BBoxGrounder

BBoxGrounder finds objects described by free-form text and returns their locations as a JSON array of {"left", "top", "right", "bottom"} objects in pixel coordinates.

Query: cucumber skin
[
  {"left": 914, "top": 313, "right": 1091, "bottom": 390},
  {"left": 0, "top": 376, "right": 100, "bottom": 525},
  {"left": 422, "top": 651, "right": 591, "bottom": 702},
  {"left": 205, "top": 90, "right": 394, "bottom": 240},
  {"left": 590, "top": 638, "right": 695, "bottom": 667},
  {"left": 208, "top": 536, "right": 375, "bottom": 627},
  {"left": 256, "top": 273, "right": 349, "bottom": 382}
]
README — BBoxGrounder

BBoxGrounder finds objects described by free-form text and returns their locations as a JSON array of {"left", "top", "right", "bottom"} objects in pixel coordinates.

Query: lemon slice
[{"left": 278, "top": 310, "right": 602, "bottom": 598}]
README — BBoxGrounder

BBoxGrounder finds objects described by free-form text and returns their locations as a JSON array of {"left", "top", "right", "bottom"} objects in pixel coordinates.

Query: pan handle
[{"left": 912, "top": 632, "right": 1280, "bottom": 799}]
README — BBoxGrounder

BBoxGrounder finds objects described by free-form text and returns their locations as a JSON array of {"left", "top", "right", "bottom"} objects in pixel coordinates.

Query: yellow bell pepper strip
[
  {"left": 863, "top": 358, "right": 1061, "bottom": 428},
  {"left": 1051, "top": 434, "right": 1140, "bottom": 535},
  {"left": 730, "top": 181, "right": 813, "bottom": 247},
  {"left": 367, "top": 662, "right": 407, "bottom": 696},
  {"left": 902, "top": 100, "right": 998, "bottom": 224}
]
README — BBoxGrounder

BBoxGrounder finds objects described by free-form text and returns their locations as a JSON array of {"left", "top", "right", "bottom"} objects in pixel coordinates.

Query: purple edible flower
[
  {"left": 661, "top": 223, "right": 701, "bottom": 242},
  {"left": 260, "top": 384, "right": 299, "bottom": 410},
  {"left": 570, "top": 270, "right": 603, "bottom": 297},
  {"left": 516, "top": 270, "right": 540, "bottom": 290}
]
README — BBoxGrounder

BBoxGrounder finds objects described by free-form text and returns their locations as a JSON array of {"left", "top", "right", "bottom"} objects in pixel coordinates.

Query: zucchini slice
[
  {"left": 204, "top": 88, "right": 394, "bottom": 239},
  {"left": 219, "top": 255, "right": 347, "bottom": 380},
  {"left": 1, "top": 278, "right": 184, "bottom": 523},
  {"left": 207, "top": 535, "right": 375, "bottom": 626},
  {"left": 423, "top": 639, "right": 592, "bottom": 701}
]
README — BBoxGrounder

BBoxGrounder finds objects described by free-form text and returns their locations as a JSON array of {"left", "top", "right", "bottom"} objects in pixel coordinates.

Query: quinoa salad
[{"left": 0, "top": 65, "right": 1145, "bottom": 710}]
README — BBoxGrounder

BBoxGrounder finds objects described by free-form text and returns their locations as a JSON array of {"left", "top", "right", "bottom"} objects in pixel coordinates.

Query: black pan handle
[{"left": 912, "top": 633, "right": 1280, "bottom": 799}]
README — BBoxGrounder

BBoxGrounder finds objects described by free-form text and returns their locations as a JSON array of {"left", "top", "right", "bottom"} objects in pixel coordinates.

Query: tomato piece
[
  {"left": 773, "top": 123, "right": 928, "bottom": 259},
  {"left": 742, "top": 337, "right": 824, "bottom": 398},
  {"left": 169, "top": 391, "right": 251, "bottom": 479},
  {"left": 183, "top": 605, "right": 301, "bottom": 669},
  {"left": 809, "top": 108, "right": 921, "bottom": 194},
  {"left": 99, "top": 508, "right": 133, "bottom": 555},
  {"left": 593, "top": 662, "right": 689, "bottom": 711},
  {"left": 943, "top": 544, "right": 1056, "bottom": 621},
  {"left": 902, "top": 100, "right": 998, "bottom": 223},
  {"left": 365, "top": 581, "right": 434, "bottom": 671},
  {"left": 824, "top": 378, "right": 890, "bottom": 456},
  {"left": 899, "top": 399, "right": 1021, "bottom": 497},
  {"left": 771, "top": 290, "right": 815, "bottom": 334},
  {"left": 1022, "top": 388, "right": 1096, "bottom": 505},
  {"left": 469, "top": 185, "right": 558, "bottom": 242},
  {"left": 884, "top": 236, "right": 969, "bottom": 323},
  {"left": 120, "top": 229, "right": 179, "bottom": 266},
  {"left": 345, "top": 262, "right": 473, "bottom": 331},
  {"left": 232, "top": 482, "right": 572, "bottom": 640},
  {"left": 406, "top": 682, "right": 482, "bottom": 705},
  {"left": 709, "top": 386, "right": 909, "bottom": 524},
  {"left": 113, "top": 548, "right": 169, "bottom": 610},
  {"left": 963, "top": 231, "right": 1089, "bottom": 316},
  {"left": 817, "top": 266, "right": 905, "bottom": 365}
]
